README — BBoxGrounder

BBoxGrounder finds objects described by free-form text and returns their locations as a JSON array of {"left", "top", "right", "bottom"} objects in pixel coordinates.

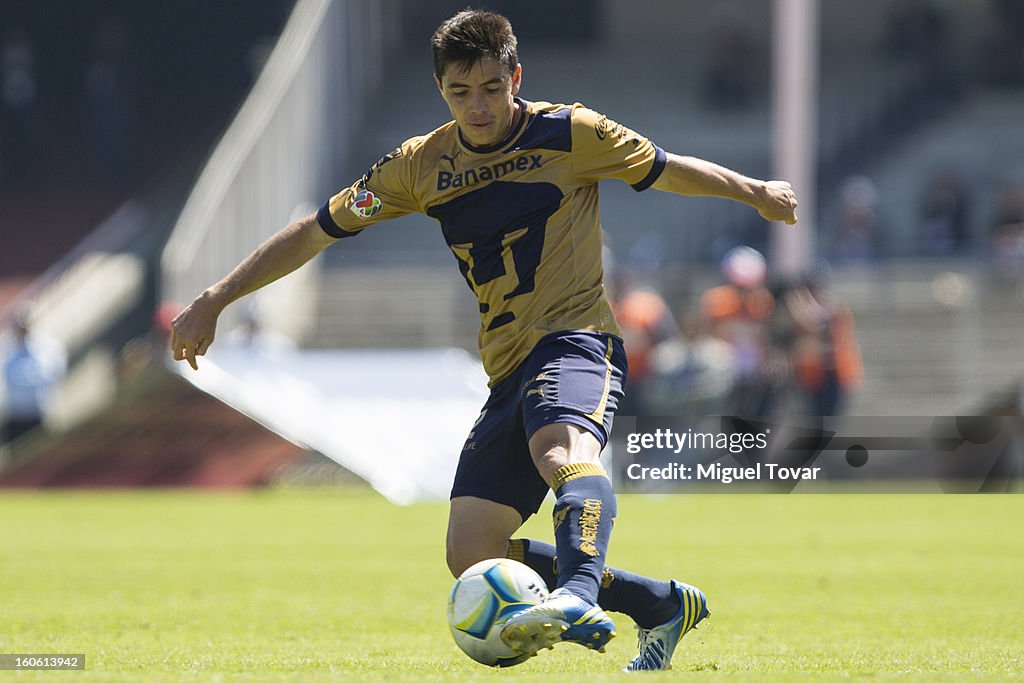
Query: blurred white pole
[{"left": 772, "top": 0, "right": 818, "bottom": 278}]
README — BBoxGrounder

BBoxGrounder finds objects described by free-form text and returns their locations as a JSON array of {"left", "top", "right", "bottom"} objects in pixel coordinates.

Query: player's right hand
[
  {"left": 758, "top": 180, "right": 799, "bottom": 225},
  {"left": 169, "top": 294, "right": 221, "bottom": 371}
]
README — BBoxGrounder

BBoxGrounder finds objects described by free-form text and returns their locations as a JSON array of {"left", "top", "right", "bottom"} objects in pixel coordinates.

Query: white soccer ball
[{"left": 447, "top": 558, "right": 549, "bottom": 667}]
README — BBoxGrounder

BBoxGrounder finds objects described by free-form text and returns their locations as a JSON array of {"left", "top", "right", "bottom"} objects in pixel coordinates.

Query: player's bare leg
[
  {"left": 501, "top": 422, "right": 618, "bottom": 655},
  {"left": 527, "top": 422, "right": 604, "bottom": 486},
  {"left": 501, "top": 423, "right": 710, "bottom": 668},
  {"left": 446, "top": 496, "right": 523, "bottom": 577}
]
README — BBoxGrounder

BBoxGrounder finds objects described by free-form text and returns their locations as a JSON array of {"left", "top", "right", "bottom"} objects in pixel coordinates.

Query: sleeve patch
[{"left": 351, "top": 189, "right": 383, "bottom": 219}]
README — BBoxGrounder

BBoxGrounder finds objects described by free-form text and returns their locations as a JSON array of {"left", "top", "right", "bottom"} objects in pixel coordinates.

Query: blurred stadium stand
[
  {"left": 852, "top": 90, "right": 1024, "bottom": 256},
  {"left": 4, "top": 0, "right": 1024, "bottom": 494},
  {"left": 1, "top": 0, "right": 308, "bottom": 483},
  {"left": 0, "top": 1, "right": 294, "bottom": 284},
  {"left": 0, "top": 363, "right": 308, "bottom": 488}
]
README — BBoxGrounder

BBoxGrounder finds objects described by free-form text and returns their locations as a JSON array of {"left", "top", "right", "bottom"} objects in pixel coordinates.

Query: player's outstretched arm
[
  {"left": 652, "top": 153, "right": 798, "bottom": 224},
  {"left": 169, "top": 212, "right": 335, "bottom": 370}
]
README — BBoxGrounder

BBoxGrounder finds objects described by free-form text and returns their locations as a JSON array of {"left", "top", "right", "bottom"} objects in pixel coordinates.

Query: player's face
[{"left": 436, "top": 58, "right": 522, "bottom": 148}]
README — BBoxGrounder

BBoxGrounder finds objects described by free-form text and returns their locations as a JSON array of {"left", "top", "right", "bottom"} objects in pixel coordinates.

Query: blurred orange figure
[
  {"left": 782, "top": 266, "right": 863, "bottom": 415},
  {"left": 610, "top": 280, "right": 677, "bottom": 415},
  {"left": 700, "top": 246, "right": 775, "bottom": 414}
]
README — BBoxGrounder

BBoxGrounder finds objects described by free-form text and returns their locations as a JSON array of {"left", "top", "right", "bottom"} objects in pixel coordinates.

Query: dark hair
[{"left": 431, "top": 9, "right": 518, "bottom": 81}]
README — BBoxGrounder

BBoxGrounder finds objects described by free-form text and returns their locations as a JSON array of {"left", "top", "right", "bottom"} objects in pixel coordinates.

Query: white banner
[{"left": 171, "top": 346, "right": 488, "bottom": 504}]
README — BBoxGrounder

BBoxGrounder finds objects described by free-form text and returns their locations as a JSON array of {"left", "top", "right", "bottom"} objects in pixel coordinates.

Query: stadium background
[
  {"left": 3, "top": 0, "right": 1024, "bottom": 485},
  {"left": 1, "top": 1, "right": 1022, "bottom": 678}
]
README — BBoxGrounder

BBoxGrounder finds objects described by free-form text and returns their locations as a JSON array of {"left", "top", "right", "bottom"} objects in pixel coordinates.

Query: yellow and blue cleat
[
  {"left": 624, "top": 580, "right": 709, "bottom": 671},
  {"left": 499, "top": 588, "right": 617, "bottom": 656}
]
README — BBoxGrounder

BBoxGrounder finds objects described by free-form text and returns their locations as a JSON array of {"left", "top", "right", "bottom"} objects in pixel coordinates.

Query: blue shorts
[{"left": 450, "top": 330, "right": 627, "bottom": 520}]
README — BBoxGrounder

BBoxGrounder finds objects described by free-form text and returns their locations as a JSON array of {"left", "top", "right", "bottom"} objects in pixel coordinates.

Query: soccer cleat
[
  {"left": 624, "top": 580, "right": 709, "bottom": 672},
  {"left": 500, "top": 588, "right": 617, "bottom": 657}
]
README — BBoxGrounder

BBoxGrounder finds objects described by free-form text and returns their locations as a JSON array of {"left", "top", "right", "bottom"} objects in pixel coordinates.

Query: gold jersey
[{"left": 318, "top": 98, "right": 666, "bottom": 385}]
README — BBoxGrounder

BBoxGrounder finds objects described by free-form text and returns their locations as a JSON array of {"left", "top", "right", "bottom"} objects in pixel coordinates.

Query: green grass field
[{"left": 2, "top": 489, "right": 1022, "bottom": 681}]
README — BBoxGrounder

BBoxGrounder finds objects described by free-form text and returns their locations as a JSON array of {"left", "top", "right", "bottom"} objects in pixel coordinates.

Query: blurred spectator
[
  {"left": 831, "top": 175, "right": 882, "bottom": 262},
  {"left": 84, "top": 15, "right": 138, "bottom": 190},
  {"left": 118, "top": 302, "right": 179, "bottom": 383},
  {"left": 610, "top": 273, "right": 677, "bottom": 415},
  {"left": 989, "top": 183, "right": 1024, "bottom": 281},
  {"left": 1, "top": 314, "right": 67, "bottom": 445},
  {"left": 645, "top": 312, "right": 736, "bottom": 415},
  {"left": 775, "top": 264, "right": 863, "bottom": 416},
  {"left": 701, "top": 2, "right": 759, "bottom": 111},
  {"left": 919, "top": 166, "right": 971, "bottom": 255},
  {"left": 0, "top": 28, "right": 41, "bottom": 188},
  {"left": 884, "top": 0, "right": 960, "bottom": 100},
  {"left": 224, "top": 300, "right": 296, "bottom": 354},
  {"left": 700, "top": 246, "right": 776, "bottom": 414}
]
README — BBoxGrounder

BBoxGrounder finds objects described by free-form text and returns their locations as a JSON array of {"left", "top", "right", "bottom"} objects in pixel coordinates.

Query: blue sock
[
  {"left": 509, "top": 538, "right": 678, "bottom": 629},
  {"left": 507, "top": 538, "right": 558, "bottom": 588},
  {"left": 548, "top": 463, "right": 617, "bottom": 605}
]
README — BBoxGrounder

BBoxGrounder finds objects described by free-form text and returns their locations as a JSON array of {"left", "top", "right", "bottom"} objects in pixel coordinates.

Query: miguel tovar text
[{"left": 626, "top": 461, "right": 821, "bottom": 483}]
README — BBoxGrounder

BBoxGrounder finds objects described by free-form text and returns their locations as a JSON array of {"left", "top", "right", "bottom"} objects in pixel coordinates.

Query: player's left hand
[
  {"left": 169, "top": 293, "right": 223, "bottom": 371},
  {"left": 758, "top": 180, "right": 798, "bottom": 224}
]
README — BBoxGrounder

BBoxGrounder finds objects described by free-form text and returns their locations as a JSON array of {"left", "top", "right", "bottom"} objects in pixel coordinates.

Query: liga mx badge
[{"left": 350, "top": 189, "right": 382, "bottom": 219}]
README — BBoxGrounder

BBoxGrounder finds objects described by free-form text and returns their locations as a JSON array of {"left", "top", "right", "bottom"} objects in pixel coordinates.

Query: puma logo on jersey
[
  {"left": 552, "top": 506, "right": 568, "bottom": 532},
  {"left": 437, "top": 154, "right": 543, "bottom": 190},
  {"left": 440, "top": 152, "right": 459, "bottom": 170},
  {"left": 526, "top": 372, "right": 549, "bottom": 399}
]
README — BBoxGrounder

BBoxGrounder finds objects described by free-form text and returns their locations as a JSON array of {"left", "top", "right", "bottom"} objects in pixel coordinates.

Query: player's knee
[
  {"left": 446, "top": 550, "right": 466, "bottom": 578},
  {"left": 446, "top": 540, "right": 485, "bottom": 578},
  {"left": 528, "top": 422, "right": 604, "bottom": 486},
  {"left": 446, "top": 496, "right": 521, "bottom": 576},
  {"left": 446, "top": 532, "right": 512, "bottom": 577}
]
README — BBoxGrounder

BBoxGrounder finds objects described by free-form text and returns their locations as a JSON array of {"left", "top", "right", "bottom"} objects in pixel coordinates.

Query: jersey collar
[{"left": 456, "top": 97, "right": 530, "bottom": 155}]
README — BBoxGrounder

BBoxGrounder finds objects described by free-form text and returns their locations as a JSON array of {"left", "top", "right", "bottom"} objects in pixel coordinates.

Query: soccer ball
[{"left": 447, "top": 558, "right": 549, "bottom": 667}]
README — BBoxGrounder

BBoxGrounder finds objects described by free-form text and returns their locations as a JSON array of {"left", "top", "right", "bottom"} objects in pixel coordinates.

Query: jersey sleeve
[
  {"left": 569, "top": 105, "right": 666, "bottom": 191},
  {"left": 316, "top": 142, "right": 421, "bottom": 239}
]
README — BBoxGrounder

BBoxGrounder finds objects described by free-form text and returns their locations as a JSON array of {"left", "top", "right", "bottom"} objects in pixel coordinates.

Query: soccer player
[{"left": 169, "top": 9, "right": 798, "bottom": 671}]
